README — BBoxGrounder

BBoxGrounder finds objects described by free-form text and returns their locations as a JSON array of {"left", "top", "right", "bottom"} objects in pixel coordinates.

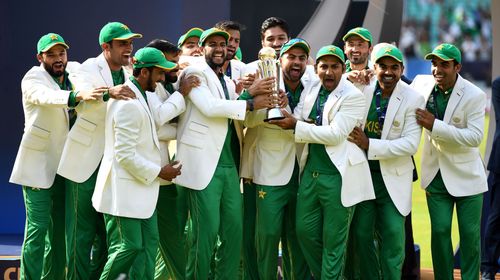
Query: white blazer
[
  {"left": 174, "top": 64, "right": 247, "bottom": 190},
  {"left": 10, "top": 62, "right": 80, "bottom": 189},
  {"left": 243, "top": 72, "right": 315, "bottom": 186},
  {"left": 146, "top": 83, "right": 185, "bottom": 185},
  {"left": 92, "top": 79, "right": 161, "bottom": 219},
  {"left": 361, "top": 80, "right": 425, "bottom": 216},
  {"left": 58, "top": 54, "right": 130, "bottom": 183},
  {"left": 411, "top": 74, "right": 487, "bottom": 196},
  {"left": 293, "top": 78, "right": 375, "bottom": 207},
  {"left": 229, "top": 59, "right": 246, "bottom": 80}
]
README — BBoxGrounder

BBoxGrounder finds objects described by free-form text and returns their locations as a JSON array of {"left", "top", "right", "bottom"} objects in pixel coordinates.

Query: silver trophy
[{"left": 257, "top": 47, "right": 285, "bottom": 121}]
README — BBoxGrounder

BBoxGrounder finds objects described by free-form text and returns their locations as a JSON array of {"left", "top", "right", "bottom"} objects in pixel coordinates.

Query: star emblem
[
  {"left": 328, "top": 47, "right": 336, "bottom": 52},
  {"left": 258, "top": 189, "right": 267, "bottom": 199},
  {"left": 50, "top": 34, "right": 58, "bottom": 41},
  {"left": 436, "top": 44, "right": 444, "bottom": 51},
  {"left": 384, "top": 47, "right": 393, "bottom": 53},
  {"left": 121, "top": 24, "right": 129, "bottom": 30}
]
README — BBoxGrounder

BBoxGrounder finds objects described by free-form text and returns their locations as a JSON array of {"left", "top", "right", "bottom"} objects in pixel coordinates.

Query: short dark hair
[
  {"left": 146, "top": 39, "right": 180, "bottom": 55},
  {"left": 260, "top": 17, "right": 289, "bottom": 37},
  {"left": 215, "top": 20, "right": 245, "bottom": 32},
  {"left": 132, "top": 66, "right": 154, "bottom": 78}
]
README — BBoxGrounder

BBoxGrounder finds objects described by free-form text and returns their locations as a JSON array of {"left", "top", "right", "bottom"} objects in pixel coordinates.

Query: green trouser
[
  {"left": 20, "top": 175, "right": 66, "bottom": 280},
  {"left": 351, "top": 171, "right": 405, "bottom": 280},
  {"left": 296, "top": 169, "right": 353, "bottom": 279},
  {"left": 185, "top": 165, "right": 242, "bottom": 280},
  {"left": 242, "top": 180, "right": 259, "bottom": 280},
  {"left": 154, "top": 184, "right": 189, "bottom": 280},
  {"left": 255, "top": 168, "right": 310, "bottom": 280},
  {"left": 99, "top": 212, "right": 159, "bottom": 280},
  {"left": 66, "top": 168, "right": 107, "bottom": 280},
  {"left": 426, "top": 172, "right": 483, "bottom": 280}
]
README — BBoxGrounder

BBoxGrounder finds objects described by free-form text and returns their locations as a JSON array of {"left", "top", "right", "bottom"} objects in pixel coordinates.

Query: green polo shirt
[
  {"left": 364, "top": 84, "right": 389, "bottom": 172},
  {"left": 163, "top": 82, "right": 175, "bottom": 94},
  {"left": 426, "top": 84, "right": 454, "bottom": 120},
  {"left": 111, "top": 68, "right": 125, "bottom": 86},
  {"left": 130, "top": 76, "right": 147, "bottom": 104},
  {"left": 217, "top": 74, "right": 240, "bottom": 168},
  {"left": 285, "top": 82, "right": 303, "bottom": 112},
  {"left": 304, "top": 87, "right": 339, "bottom": 175}
]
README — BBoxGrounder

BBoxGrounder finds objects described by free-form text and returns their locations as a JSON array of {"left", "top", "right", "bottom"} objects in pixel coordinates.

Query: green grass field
[{"left": 411, "top": 114, "right": 491, "bottom": 268}]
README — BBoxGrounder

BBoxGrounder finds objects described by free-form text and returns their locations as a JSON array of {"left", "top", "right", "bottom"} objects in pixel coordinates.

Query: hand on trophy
[
  {"left": 247, "top": 76, "right": 275, "bottom": 97},
  {"left": 239, "top": 72, "right": 257, "bottom": 89},
  {"left": 277, "top": 89, "right": 288, "bottom": 108},
  {"left": 253, "top": 93, "right": 274, "bottom": 111},
  {"left": 268, "top": 109, "right": 297, "bottom": 130}
]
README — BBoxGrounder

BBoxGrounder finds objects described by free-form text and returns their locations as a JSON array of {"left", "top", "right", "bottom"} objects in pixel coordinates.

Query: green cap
[
  {"left": 199, "top": 28, "right": 230, "bottom": 46},
  {"left": 177, "top": 27, "right": 204, "bottom": 47},
  {"left": 373, "top": 44, "right": 404, "bottom": 64},
  {"left": 279, "top": 38, "right": 310, "bottom": 57},
  {"left": 132, "top": 47, "right": 177, "bottom": 70},
  {"left": 235, "top": 47, "right": 242, "bottom": 61},
  {"left": 424, "top": 43, "right": 462, "bottom": 64},
  {"left": 342, "top": 27, "right": 373, "bottom": 45},
  {"left": 316, "top": 45, "right": 345, "bottom": 64},
  {"left": 37, "top": 33, "right": 69, "bottom": 54},
  {"left": 99, "top": 22, "right": 142, "bottom": 45}
]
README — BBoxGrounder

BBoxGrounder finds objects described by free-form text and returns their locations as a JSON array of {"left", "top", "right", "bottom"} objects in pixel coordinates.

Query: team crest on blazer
[
  {"left": 452, "top": 117, "right": 461, "bottom": 123},
  {"left": 393, "top": 120, "right": 400, "bottom": 127}
]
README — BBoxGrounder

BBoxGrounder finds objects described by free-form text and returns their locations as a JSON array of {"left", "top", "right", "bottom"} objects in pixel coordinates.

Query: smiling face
[
  {"left": 181, "top": 36, "right": 202, "bottom": 57},
  {"left": 280, "top": 47, "right": 308, "bottom": 84},
  {"left": 202, "top": 35, "right": 227, "bottom": 69},
  {"left": 374, "top": 56, "right": 404, "bottom": 94},
  {"left": 37, "top": 44, "right": 68, "bottom": 77},
  {"left": 431, "top": 57, "right": 461, "bottom": 91},
  {"left": 103, "top": 39, "right": 134, "bottom": 71},
  {"left": 316, "top": 55, "right": 345, "bottom": 92},
  {"left": 225, "top": 29, "right": 240, "bottom": 61},
  {"left": 261, "top": 26, "right": 288, "bottom": 56},
  {"left": 344, "top": 35, "right": 372, "bottom": 67},
  {"left": 164, "top": 51, "right": 180, "bottom": 83}
]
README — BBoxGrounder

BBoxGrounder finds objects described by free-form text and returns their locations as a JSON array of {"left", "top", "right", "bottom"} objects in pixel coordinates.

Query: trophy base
[{"left": 264, "top": 108, "right": 285, "bottom": 122}]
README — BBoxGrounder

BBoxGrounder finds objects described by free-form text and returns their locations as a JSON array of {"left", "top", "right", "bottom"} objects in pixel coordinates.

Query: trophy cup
[{"left": 257, "top": 47, "right": 285, "bottom": 121}]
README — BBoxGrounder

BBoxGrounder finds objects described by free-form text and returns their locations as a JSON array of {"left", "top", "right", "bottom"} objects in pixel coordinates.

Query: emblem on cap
[
  {"left": 436, "top": 44, "right": 444, "bottom": 50},
  {"left": 385, "top": 47, "right": 393, "bottom": 53},
  {"left": 121, "top": 24, "right": 129, "bottom": 30},
  {"left": 50, "top": 34, "right": 58, "bottom": 40}
]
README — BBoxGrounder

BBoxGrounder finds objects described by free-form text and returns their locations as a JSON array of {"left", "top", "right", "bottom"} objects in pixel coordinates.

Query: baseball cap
[
  {"left": 316, "top": 45, "right": 345, "bottom": 64},
  {"left": 37, "top": 33, "right": 69, "bottom": 54},
  {"left": 424, "top": 43, "right": 462, "bottom": 64},
  {"left": 133, "top": 47, "right": 177, "bottom": 70},
  {"left": 342, "top": 27, "right": 373, "bottom": 45},
  {"left": 177, "top": 27, "right": 204, "bottom": 47},
  {"left": 373, "top": 44, "right": 404, "bottom": 64},
  {"left": 199, "top": 28, "right": 230, "bottom": 46},
  {"left": 279, "top": 38, "right": 310, "bottom": 58},
  {"left": 99, "top": 22, "right": 142, "bottom": 45}
]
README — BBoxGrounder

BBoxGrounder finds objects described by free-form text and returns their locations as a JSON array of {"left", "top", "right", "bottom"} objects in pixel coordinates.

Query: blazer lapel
[
  {"left": 361, "top": 81, "right": 376, "bottom": 128},
  {"left": 301, "top": 81, "right": 321, "bottom": 121},
  {"left": 205, "top": 66, "right": 225, "bottom": 99},
  {"left": 97, "top": 54, "right": 114, "bottom": 87},
  {"left": 322, "top": 80, "right": 344, "bottom": 125},
  {"left": 41, "top": 65, "right": 69, "bottom": 125},
  {"left": 443, "top": 75, "right": 466, "bottom": 124},
  {"left": 126, "top": 80, "right": 160, "bottom": 149},
  {"left": 382, "top": 81, "right": 405, "bottom": 139}
]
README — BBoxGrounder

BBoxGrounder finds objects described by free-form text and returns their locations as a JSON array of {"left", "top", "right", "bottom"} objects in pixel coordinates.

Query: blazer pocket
[
  {"left": 77, "top": 117, "right": 97, "bottom": 132},
  {"left": 68, "top": 129, "right": 92, "bottom": 147},
  {"left": 348, "top": 152, "right": 366, "bottom": 166},
  {"left": 188, "top": 121, "right": 209, "bottom": 135},
  {"left": 452, "top": 152, "right": 476, "bottom": 163},
  {"left": 116, "top": 169, "right": 138, "bottom": 180},
  {"left": 179, "top": 134, "right": 204, "bottom": 149},
  {"left": 396, "top": 160, "right": 414, "bottom": 176},
  {"left": 21, "top": 125, "right": 50, "bottom": 151}
]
